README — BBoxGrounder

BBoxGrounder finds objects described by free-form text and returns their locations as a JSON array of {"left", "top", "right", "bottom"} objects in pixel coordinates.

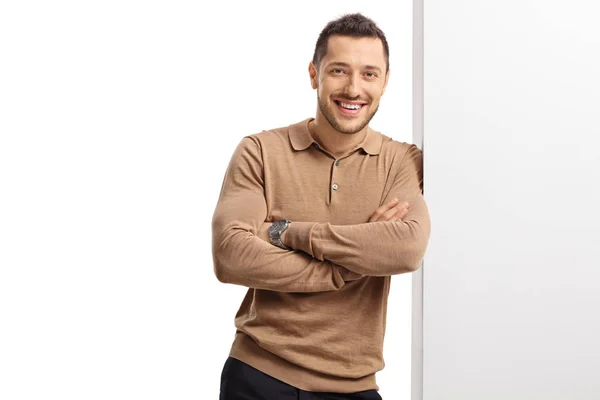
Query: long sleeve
[
  {"left": 283, "top": 144, "right": 431, "bottom": 276},
  {"left": 211, "top": 137, "right": 359, "bottom": 292}
]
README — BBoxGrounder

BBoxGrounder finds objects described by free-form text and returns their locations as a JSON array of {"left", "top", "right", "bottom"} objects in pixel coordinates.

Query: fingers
[
  {"left": 369, "top": 198, "right": 410, "bottom": 222},
  {"left": 369, "top": 198, "right": 400, "bottom": 222},
  {"left": 381, "top": 203, "right": 402, "bottom": 221},
  {"left": 391, "top": 204, "right": 410, "bottom": 221}
]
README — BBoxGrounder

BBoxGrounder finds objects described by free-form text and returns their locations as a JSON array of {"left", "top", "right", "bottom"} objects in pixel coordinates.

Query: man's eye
[
  {"left": 332, "top": 68, "right": 345, "bottom": 74},
  {"left": 365, "top": 72, "right": 377, "bottom": 78}
]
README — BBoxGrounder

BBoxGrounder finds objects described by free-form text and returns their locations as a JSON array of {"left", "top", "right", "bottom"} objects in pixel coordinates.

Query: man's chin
[
  {"left": 333, "top": 119, "right": 368, "bottom": 135},
  {"left": 319, "top": 102, "right": 373, "bottom": 134}
]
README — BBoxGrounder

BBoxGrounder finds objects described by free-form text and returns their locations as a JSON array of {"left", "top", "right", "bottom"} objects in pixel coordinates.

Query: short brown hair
[{"left": 312, "top": 13, "right": 390, "bottom": 72}]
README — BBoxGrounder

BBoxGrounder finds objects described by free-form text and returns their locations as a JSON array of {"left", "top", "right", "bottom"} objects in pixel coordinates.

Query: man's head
[{"left": 309, "top": 13, "right": 390, "bottom": 135}]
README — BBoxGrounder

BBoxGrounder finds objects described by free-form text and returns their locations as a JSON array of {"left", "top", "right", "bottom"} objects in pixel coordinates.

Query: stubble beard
[{"left": 318, "top": 96, "right": 379, "bottom": 135}]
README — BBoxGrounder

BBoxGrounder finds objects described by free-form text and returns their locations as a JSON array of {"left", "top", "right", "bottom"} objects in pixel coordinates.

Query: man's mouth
[{"left": 334, "top": 100, "right": 367, "bottom": 115}]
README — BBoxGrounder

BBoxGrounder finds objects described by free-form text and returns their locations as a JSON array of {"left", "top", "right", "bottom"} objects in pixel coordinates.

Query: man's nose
[{"left": 343, "top": 73, "right": 361, "bottom": 98}]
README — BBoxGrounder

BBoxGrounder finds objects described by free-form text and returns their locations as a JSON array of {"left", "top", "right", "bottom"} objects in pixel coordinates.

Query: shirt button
[
  {"left": 332, "top": 183, "right": 339, "bottom": 190},
  {"left": 335, "top": 160, "right": 340, "bottom": 166}
]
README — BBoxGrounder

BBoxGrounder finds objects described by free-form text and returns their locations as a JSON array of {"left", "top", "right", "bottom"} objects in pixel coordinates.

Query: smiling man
[{"left": 212, "top": 13, "right": 430, "bottom": 400}]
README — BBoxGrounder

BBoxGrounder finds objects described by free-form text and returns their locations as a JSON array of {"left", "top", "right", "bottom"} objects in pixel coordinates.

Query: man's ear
[
  {"left": 382, "top": 68, "right": 390, "bottom": 95},
  {"left": 308, "top": 61, "right": 318, "bottom": 90}
]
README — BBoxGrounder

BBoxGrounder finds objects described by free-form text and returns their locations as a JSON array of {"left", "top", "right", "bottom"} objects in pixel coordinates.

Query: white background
[
  {"left": 0, "top": 1, "right": 414, "bottom": 399},
  {"left": 421, "top": 0, "right": 600, "bottom": 399}
]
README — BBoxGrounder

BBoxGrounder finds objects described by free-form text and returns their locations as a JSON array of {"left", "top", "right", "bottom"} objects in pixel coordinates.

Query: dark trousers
[{"left": 220, "top": 357, "right": 383, "bottom": 400}]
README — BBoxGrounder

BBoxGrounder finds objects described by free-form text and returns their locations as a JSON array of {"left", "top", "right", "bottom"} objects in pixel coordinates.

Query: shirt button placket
[{"left": 331, "top": 160, "right": 340, "bottom": 199}]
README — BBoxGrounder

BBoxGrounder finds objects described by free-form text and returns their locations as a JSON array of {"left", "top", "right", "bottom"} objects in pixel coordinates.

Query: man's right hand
[{"left": 369, "top": 198, "right": 410, "bottom": 222}]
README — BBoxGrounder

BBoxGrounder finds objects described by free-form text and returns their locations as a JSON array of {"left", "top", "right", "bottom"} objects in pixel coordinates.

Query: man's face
[{"left": 309, "top": 35, "right": 389, "bottom": 135}]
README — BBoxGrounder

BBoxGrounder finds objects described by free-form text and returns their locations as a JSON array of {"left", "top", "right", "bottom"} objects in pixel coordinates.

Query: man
[{"left": 212, "top": 13, "right": 430, "bottom": 400}]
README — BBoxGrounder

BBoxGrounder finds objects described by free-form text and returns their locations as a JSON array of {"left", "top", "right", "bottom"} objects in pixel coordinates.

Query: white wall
[
  {"left": 420, "top": 1, "right": 600, "bottom": 399},
  {"left": 0, "top": 1, "right": 414, "bottom": 399}
]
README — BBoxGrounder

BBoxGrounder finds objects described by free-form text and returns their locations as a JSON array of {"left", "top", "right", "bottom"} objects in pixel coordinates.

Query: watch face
[{"left": 269, "top": 219, "right": 288, "bottom": 234}]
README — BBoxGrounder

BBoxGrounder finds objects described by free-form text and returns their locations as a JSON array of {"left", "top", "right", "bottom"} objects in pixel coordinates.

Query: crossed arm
[{"left": 211, "top": 137, "right": 430, "bottom": 292}]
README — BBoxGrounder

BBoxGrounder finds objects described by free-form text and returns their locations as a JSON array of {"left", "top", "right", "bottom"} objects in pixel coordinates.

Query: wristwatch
[{"left": 268, "top": 219, "right": 291, "bottom": 249}]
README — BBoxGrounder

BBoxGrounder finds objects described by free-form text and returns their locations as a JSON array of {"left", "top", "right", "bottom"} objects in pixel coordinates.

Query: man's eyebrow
[
  {"left": 326, "top": 62, "right": 351, "bottom": 69},
  {"left": 326, "top": 62, "right": 382, "bottom": 73},
  {"left": 363, "top": 65, "right": 382, "bottom": 73}
]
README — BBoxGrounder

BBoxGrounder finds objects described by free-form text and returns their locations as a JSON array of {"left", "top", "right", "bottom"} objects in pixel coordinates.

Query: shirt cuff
[{"left": 283, "top": 221, "right": 317, "bottom": 256}]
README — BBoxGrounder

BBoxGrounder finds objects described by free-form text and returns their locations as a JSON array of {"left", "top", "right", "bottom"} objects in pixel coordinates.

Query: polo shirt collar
[
  {"left": 289, "top": 118, "right": 315, "bottom": 151},
  {"left": 360, "top": 126, "right": 382, "bottom": 155},
  {"left": 289, "top": 118, "right": 382, "bottom": 155}
]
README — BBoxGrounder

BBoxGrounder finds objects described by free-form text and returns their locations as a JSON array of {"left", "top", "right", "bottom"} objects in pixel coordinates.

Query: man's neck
[{"left": 308, "top": 117, "right": 368, "bottom": 158}]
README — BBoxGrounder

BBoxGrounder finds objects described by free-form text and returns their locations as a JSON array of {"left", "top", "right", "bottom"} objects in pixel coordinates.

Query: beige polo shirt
[{"left": 212, "top": 118, "right": 430, "bottom": 393}]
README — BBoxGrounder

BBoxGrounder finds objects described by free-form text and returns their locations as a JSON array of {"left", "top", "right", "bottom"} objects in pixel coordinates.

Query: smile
[{"left": 334, "top": 100, "right": 367, "bottom": 115}]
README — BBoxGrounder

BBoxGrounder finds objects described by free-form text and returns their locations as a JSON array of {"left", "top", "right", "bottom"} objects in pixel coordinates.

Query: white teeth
[{"left": 340, "top": 102, "right": 362, "bottom": 110}]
